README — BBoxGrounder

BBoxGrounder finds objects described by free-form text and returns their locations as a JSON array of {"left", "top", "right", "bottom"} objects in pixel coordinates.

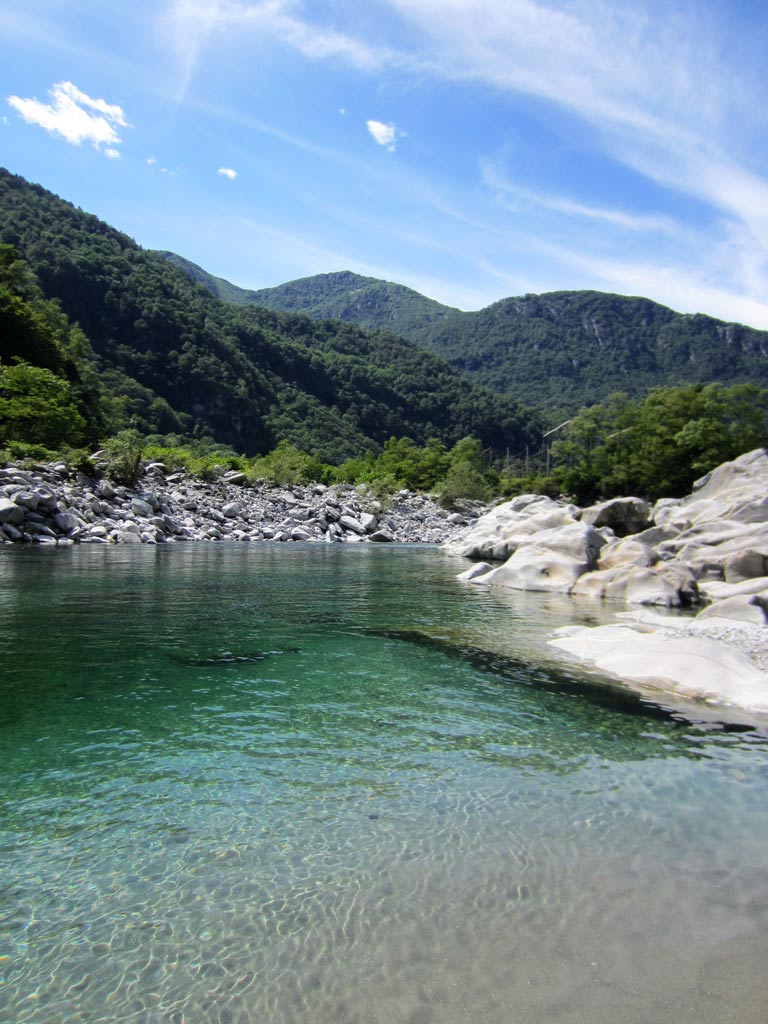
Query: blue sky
[{"left": 3, "top": 1, "right": 768, "bottom": 327}]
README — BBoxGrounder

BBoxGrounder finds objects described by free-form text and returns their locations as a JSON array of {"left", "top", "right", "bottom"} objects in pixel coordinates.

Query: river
[{"left": 1, "top": 543, "right": 766, "bottom": 1023}]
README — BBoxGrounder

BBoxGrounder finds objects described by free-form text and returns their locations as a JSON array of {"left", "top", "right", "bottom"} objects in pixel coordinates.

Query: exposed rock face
[
  {"left": 449, "top": 448, "right": 768, "bottom": 622},
  {"left": 0, "top": 462, "right": 483, "bottom": 548}
]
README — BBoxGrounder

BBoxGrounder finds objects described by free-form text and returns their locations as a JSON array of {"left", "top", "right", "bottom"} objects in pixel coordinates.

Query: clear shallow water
[{"left": 0, "top": 543, "right": 767, "bottom": 1024}]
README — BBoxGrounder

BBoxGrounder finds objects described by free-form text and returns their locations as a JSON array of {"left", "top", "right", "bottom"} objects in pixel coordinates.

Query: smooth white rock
[
  {"left": 484, "top": 546, "right": 587, "bottom": 592},
  {"left": 549, "top": 624, "right": 768, "bottom": 712},
  {"left": 696, "top": 594, "right": 768, "bottom": 625},
  {"left": 458, "top": 561, "right": 495, "bottom": 582}
]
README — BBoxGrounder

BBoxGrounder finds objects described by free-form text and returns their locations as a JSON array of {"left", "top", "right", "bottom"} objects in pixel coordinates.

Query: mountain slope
[
  {"left": 0, "top": 169, "right": 538, "bottom": 461},
  {"left": 158, "top": 257, "right": 459, "bottom": 336},
  {"left": 409, "top": 290, "right": 768, "bottom": 418},
  {"left": 164, "top": 256, "right": 768, "bottom": 420}
]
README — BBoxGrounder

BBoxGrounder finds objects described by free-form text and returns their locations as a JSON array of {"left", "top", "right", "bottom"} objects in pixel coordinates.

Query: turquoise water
[{"left": 1, "top": 543, "right": 767, "bottom": 1024}]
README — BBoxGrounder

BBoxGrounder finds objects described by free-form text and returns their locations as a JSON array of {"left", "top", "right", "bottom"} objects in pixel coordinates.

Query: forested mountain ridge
[
  {"left": 165, "top": 256, "right": 768, "bottom": 422},
  {"left": 409, "top": 290, "right": 768, "bottom": 419},
  {"left": 0, "top": 168, "right": 539, "bottom": 462},
  {"left": 159, "top": 255, "right": 459, "bottom": 336}
]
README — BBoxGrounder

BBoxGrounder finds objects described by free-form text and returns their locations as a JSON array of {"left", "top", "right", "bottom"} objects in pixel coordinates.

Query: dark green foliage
[
  {"left": 409, "top": 293, "right": 768, "bottom": 421},
  {"left": 0, "top": 169, "right": 538, "bottom": 463},
  {"left": 0, "top": 361, "right": 88, "bottom": 449},
  {"left": 547, "top": 383, "right": 768, "bottom": 501},
  {"left": 161, "top": 259, "right": 459, "bottom": 336},
  {"left": 177, "top": 259, "right": 768, "bottom": 424},
  {"left": 249, "top": 440, "right": 330, "bottom": 487},
  {"left": 0, "top": 242, "right": 109, "bottom": 449},
  {"left": 438, "top": 436, "right": 493, "bottom": 507}
]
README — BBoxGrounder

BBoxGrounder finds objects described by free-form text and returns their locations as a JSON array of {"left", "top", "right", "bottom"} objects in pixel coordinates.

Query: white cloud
[
  {"left": 217, "top": 166, "right": 237, "bottom": 179},
  {"left": 7, "top": 80, "right": 128, "bottom": 154},
  {"left": 146, "top": 155, "right": 157, "bottom": 165},
  {"left": 366, "top": 119, "right": 400, "bottom": 151},
  {"left": 105, "top": 148, "right": 121, "bottom": 159}
]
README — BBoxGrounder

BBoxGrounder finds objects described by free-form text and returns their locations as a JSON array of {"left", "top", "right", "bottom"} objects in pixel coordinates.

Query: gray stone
[
  {"left": 131, "top": 498, "right": 153, "bottom": 516},
  {"left": 54, "top": 511, "right": 83, "bottom": 533},
  {"left": 222, "top": 471, "right": 247, "bottom": 485},
  {"left": 13, "top": 491, "right": 41, "bottom": 510},
  {"left": 339, "top": 515, "right": 366, "bottom": 535},
  {"left": 723, "top": 549, "right": 767, "bottom": 583},
  {"left": 360, "top": 512, "right": 378, "bottom": 533},
  {"left": 369, "top": 529, "right": 394, "bottom": 543},
  {"left": 0, "top": 498, "right": 24, "bottom": 525},
  {"left": 96, "top": 479, "right": 116, "bottom": 499}
]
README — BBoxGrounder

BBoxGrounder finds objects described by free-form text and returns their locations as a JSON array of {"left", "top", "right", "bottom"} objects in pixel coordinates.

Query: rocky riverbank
[
  {"left": 445, "top": 449, "right": 768, "bottom": 718},
  {"left": 0, "top": 460, "right": 484, "bottom": 547}
]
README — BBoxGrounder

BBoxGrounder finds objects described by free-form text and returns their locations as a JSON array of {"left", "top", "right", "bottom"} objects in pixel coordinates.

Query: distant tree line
[{"left": 501, "top": 384, "right": 768, "bottom": 501}]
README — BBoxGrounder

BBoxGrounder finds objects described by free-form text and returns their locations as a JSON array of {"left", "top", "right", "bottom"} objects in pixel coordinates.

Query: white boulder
[
  {"left": 482, "top": 546, "right": 587, "bottom": 593},
  {"left": 549, "top": 624, "right": 768, "bottom": 712},
  {"left": 580, "top": 496, "right": 650, "bottom": 535}
]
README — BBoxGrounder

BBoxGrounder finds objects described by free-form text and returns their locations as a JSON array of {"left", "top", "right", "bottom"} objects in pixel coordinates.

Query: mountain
[
  {"left": 408, "top": 291, "right": 768, "bottom": 419},
  {"left": 0, "top": 168, "right": 538, "bottom": 462},
  {"left": 163, "top": 258, "right": 768, "bottom": 421},
  {"left": 158, "top": 256, "right": 458, "bottom": 336}
]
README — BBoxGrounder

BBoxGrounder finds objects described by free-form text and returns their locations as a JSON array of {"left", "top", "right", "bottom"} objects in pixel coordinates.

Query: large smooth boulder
[
  {"left": 597, "top": 536, "right": 656, "bottom": 570},
  {"left": 549, "top": 624, "right": 768, "bottom": 712},
  {"left": 698, "top": 576, "right": 768, "bottom": 602},
  {"left": 571, "top": 565, "right": 697, "bottom": 607},
  {"left": 723, "top": 549, "right": 768, "bottom": 583},
  {"left": 482, "top": 546, "right": 587, "bottom": 593},
  {"left": 0, "top": 497, "right": 24, "bottom": 525},
  {"left": 580, "top": 496, "right": 650, "bottom": 536},
  {"left": 457, "top": 561, "right": 494, "bottom": 582},
  {"left": 657, "top": 449, "right": 768, "bottom": 532},
  {"left": 696, "top": 594, "right": 768, "bottom": 625},
  {"left": 443, "top": 496, "right": 579, "bottom": 560}
]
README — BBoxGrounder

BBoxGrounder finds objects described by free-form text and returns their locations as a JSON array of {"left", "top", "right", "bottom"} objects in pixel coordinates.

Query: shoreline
[
  {"left": 4, "top": 457, "right": 768, "bottom": 724},
  {"left": 0, "top": 460, "right": 483, "bottom": 548}
]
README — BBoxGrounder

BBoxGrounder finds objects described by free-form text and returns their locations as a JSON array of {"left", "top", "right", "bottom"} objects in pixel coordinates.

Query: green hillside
[
  {"left": 409, "top": 291, "right": 768, "bottom": 419},
  {"left": 158, "top": 258, "right": 459, "bottom": 335},
  {"left": 166, "top": 257, "right": 768, "bottom": 422},
  {"left": 0, "top": 168, "right": 539, "bottom": 462}
]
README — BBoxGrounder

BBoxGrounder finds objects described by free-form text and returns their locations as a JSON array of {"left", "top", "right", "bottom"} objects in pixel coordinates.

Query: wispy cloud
[
  {"left": 480, "top": 161, "right": 680, "bottom": 236},
  {"left": 164, "top": 0, "right": 399, "bottom": 102},
  {"left": 160, "top": 1, "right": 768, "bottom": 324},
  {"left": 7, "top": 81, "right": 129, "bottom": 154},
  {"left": 217, "top": 165, "right": 237, "bottom": 179}
]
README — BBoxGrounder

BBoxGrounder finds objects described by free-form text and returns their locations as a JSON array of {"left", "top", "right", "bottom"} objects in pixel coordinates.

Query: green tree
[
  {"left": 0, "top": 360, "right": 88, "bottom": 449},
  {"left": 102, "top": 428, "right": 145, "bottom": 487}
]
